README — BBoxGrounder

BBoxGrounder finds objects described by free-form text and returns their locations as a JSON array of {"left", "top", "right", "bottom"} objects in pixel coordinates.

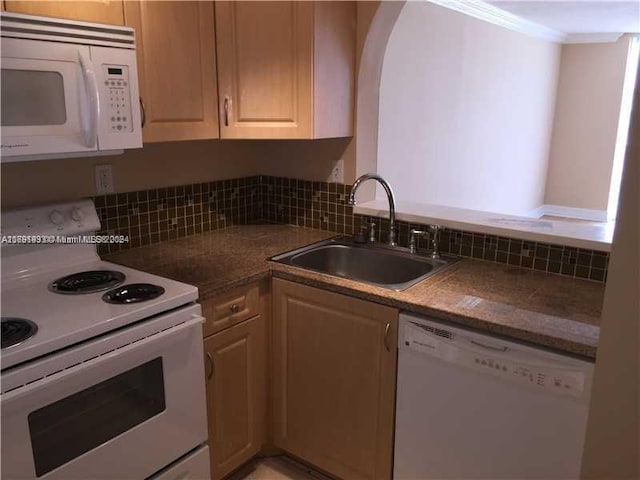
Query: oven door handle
[
  {"left": 1, "top": 315, "right": 205, "bottom": 402},
  {"left": 78, "top": 50, "right": 100, "bottom": 148}
]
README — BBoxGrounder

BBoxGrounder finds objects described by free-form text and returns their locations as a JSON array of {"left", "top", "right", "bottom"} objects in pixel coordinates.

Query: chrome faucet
[
  {"left": 409, "top": 225, "right": 443, "bottom": 257},
  {"left": 348, "top": 174, "right": 397, "bottom": 246},
  {"left": 428, "top": 225, "right": 442, "bottom": 258},
  {"left": 409, "top": 229, "right": 429, "bottom": 254}
]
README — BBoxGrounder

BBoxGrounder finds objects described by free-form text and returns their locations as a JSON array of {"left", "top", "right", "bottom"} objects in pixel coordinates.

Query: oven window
[
  {"left": 28, "top": 358, "right": 166, "bottom": 477},
  {"left": 1, "top": 69, "right": 67, "bottom": 126}
]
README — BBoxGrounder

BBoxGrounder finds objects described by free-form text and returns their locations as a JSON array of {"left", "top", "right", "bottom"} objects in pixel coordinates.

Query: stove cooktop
[
  {"left": 0, "top": 260, "right": 198, "bottom": 370},
  {"left": 102, "top": 283, "right": 166, "bottom": 304},
  {"left": 49, "top": 270, "right": 126, "bottom": 295},
  {"left": 1, "top": 318, "right": 38, "bottom": 350}
]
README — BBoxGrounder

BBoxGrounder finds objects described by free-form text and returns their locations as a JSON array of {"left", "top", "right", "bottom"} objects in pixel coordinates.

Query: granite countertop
[
  {"left": 104, "top": 225, "right": 333, "bottom": 300},
  {"left": 105, "top": 225, "right": 604, "bottom": 358}
]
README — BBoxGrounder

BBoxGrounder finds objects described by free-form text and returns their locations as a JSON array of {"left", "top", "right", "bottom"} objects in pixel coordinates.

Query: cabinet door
[
  {"left": 203, "top": 316, "right": 265, "bottom": 480},
  {"left": 215, "top": 1, "right": 313, "bottom": 139},
  {"left": 272, "top": 279, "right": 398, "bottom": 480},
  {"left": 124, "top": 1, "right": 219, "bottom": 142},
  {"left": 5, "top": 1, "right": 124, "bottom": 25}
]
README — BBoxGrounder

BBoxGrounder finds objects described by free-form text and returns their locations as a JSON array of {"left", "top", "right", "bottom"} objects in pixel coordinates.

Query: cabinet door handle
[
  {"left": 206, "top": 352, "right": 215, "bottom": 380},
  {"left": 230, "top": 303, "right": 240, "bottom": 314},
  {"left": 223, "top": 96, "right": 229, "bottom": 126},
  {"left": 384, "top": 322, "right": 391, "bottom": 352},
  {"left": 140, "top": 97, "right": 146, "bottom": 128}
]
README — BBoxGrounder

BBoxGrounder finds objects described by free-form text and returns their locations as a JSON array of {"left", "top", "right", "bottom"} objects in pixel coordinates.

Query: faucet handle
[
  {"left": 427, "top": 225, "right": 443, "bottom": 258},
  {"left": 367, "top": 222, "right": 377, "bottom": 243},
  {"left": 409, "top": 229, "right": 430, "bottom": 254}
]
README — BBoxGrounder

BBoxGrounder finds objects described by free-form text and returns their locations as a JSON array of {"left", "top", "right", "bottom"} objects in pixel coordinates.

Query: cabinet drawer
[{"left": 202, "top": 284, "right": 259, "bottom": 336}]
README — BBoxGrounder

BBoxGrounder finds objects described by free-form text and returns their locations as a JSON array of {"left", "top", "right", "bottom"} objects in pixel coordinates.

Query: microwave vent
[{"left": 1, "top": 12, "right": 135, "bottom": 49}]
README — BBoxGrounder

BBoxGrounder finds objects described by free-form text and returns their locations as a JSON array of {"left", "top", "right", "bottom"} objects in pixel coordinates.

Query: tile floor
[{"left": 229, "top": 457, "right": 331, "bottom": 480}]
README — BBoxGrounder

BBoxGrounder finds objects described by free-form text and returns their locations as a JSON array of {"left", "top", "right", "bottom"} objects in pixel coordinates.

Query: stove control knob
[
  {"left": 71, "top": 208, "right": 84, "bottom": 222},
  {"left": 50, "top": 210, "right": 64, "bottom": 225}
]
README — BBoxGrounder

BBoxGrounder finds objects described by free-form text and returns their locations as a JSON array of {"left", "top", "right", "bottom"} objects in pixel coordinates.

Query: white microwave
[{"left": 0, "top": 12, "right": 142, "bottom": 162}]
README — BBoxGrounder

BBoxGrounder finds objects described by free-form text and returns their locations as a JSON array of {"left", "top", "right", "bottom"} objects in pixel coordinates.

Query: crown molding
[
  {"left": 564, "top": 32, "right": 625, "bottom": 44},
  {"left": 426, "top": 0, "right": 567, "bottom": 43}
]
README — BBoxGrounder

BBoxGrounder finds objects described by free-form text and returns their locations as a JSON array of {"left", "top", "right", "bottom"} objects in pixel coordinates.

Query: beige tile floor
[{"left": 228, "top": 456, "right": 332, "bottom": 480}]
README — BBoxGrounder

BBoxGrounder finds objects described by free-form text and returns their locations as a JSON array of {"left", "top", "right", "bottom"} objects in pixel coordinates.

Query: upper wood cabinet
[
  {"left": 272, "top": 279, "right": 398, "bottom": 480},
  {"left": 215, "top": 1, "right": 355, "bottom": 139},
  {"left": 4, "top": 1, "right": 125, "bottom": 25},
  {"left": 8, "top": 1, "right": 355, "bottom": 142},
  {"left": 124, "top": 1, "right": 219, "bottom": 143}
]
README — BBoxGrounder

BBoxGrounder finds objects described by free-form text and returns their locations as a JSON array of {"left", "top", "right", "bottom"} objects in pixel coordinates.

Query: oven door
[
  {"left": 1, "top": 37, "right": 98, "bottom": 160},
  {"left": 1, "top": 307, "right": 208, "bottom": 479}
]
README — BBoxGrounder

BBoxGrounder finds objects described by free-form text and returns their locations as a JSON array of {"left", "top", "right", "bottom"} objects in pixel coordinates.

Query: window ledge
[{"left": 354, "top": 199, "right": 613, "bottom": 252}]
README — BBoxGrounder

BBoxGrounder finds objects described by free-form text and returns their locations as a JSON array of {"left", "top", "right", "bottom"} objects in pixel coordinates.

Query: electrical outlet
[
  {"left": 95, "top": 164, "right": 114, "bottom": 194},
  {"left": 329, "top": 159, "right": 344, "bottom": 183}
]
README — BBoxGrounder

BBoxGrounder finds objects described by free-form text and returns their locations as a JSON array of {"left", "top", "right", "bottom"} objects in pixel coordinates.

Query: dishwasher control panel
[
  {"left": 404, "top": 321, "right": 586, "bottom": 398},
  {"left": 471, "top": 353, "right": 585, "bottom": 397}
]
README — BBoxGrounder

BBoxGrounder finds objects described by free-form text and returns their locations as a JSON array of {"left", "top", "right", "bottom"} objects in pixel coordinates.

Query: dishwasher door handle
[{"left": 470, "top": 340, "right": 509, "bottom": 352}]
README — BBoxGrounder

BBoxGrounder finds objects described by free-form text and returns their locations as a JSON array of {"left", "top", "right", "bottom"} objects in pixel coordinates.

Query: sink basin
[{"left": 271, "top": 237, "right": 457, "bottom": 291}]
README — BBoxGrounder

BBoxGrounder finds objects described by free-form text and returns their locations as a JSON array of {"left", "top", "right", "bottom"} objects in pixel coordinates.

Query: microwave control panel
[{"left": 103, "top": 65, "right": 132, "bottom": 133}]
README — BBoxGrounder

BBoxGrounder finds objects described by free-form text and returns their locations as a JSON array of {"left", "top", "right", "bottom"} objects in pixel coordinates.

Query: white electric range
[{"left": 1, "top": 200, "right": 211, "bottom": 479}]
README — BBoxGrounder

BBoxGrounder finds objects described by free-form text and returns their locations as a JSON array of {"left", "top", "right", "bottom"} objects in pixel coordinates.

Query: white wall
[
  {"left": 545, "top": 37, "right": 632, "bottom": 212},
  {"left": 377, "top": 1, "right": 560, "bottom": 215},
  {"left": 580, "top": 63, "right": 639, "bottom": 480}
]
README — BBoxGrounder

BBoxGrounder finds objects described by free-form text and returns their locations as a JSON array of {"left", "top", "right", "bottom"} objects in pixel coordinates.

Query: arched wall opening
[
  {"left": 353, "top": 0, "right": 406, "bottom": 202},
  {"left": 354, "top": 1, "right": 636, "bottom": 247}
]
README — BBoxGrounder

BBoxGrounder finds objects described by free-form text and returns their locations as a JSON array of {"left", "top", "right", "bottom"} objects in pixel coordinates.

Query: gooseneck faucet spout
[{"left": 348, "top": 173, "right": 397, "bottom": 246}]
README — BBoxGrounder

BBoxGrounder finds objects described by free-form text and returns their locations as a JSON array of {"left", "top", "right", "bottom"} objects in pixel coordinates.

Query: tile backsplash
[
  {"left": 94, "top": 175, "right": 609, "bottom": 282},
  {"left": 94, "top": 176, "right": 262, "bottom": 253}
]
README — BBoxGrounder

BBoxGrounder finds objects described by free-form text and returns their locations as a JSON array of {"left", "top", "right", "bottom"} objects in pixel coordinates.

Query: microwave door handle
[{"left": 78, "top": 51, "right": 100, "bottom": 148}]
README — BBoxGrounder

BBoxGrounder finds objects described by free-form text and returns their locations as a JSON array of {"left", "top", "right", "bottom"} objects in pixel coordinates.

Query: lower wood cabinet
[
  {"left": 272, "top": 279, "right": 398, "bottom": 480},
  {"left": 203, "top": 315, "right": 266, "bottom": 480}
]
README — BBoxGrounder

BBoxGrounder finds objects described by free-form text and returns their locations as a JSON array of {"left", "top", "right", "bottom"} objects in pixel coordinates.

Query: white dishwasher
[{"left": 394, "top": 313, "right": 594, "bottom": 480}]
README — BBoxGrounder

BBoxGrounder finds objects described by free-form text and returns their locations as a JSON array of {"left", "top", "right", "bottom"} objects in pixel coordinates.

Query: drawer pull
[
  {"left": 206, "top": 352, "right": 214, "bottom": 380},
  {"left": 384, "top": 322, "right": 391, "bottom": 352},
  {"left": 140, "top": 97, "right": 146, "bottom": 128},
  {"left": 230, "top": 304, "right": 240, "bottom": 313},
  {"left": 224, "top": 96, "right": 230, "bottom": 126}
]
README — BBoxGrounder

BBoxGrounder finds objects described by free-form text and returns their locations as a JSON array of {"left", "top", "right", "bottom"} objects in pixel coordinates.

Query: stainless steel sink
[{"left": 271, "top": 237, "right": 457, "bottom": 291}]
